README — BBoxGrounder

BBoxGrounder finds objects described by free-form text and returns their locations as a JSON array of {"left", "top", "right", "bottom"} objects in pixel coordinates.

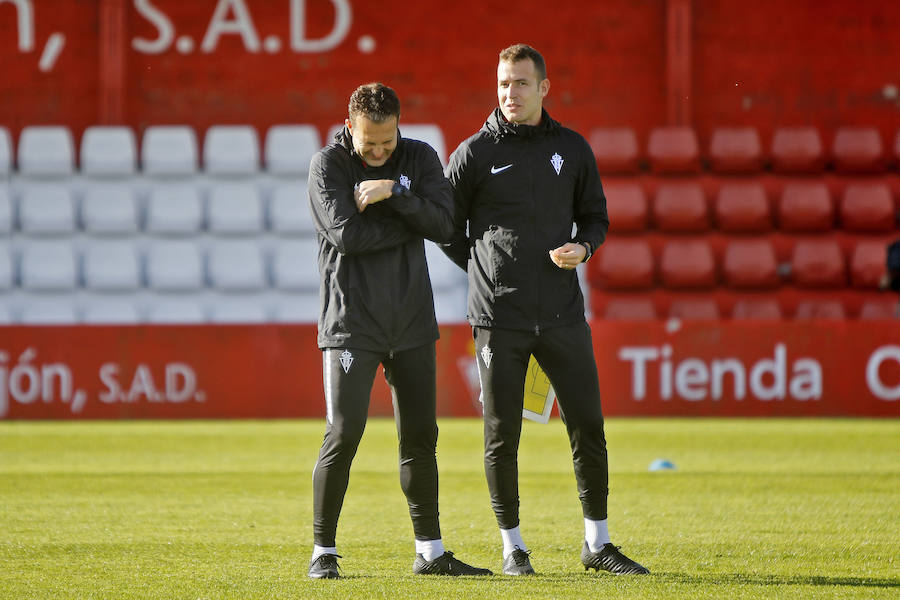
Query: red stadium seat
[
  {"left": 771, "top": 127, "right": 825, "bottom": 173},
  {"left": 794, "top": 299, "right": 847, "bottom": 319},
  {"left": 778, "top": 181, "right": 834, "bottom": 232},
  {"left": 589, "top": 127, "right": 641, "bottom": 174},
  {"left": 832, "top": 126, "right": 886, "bottom": 173},
  {"left": 709, "top": 127, "right": 763, "bottom": 173},
  {"left": 659, "top": 238, "right": 716, "bottom": 289},
  {"left": 731, "top": 297, "right": 784, "bottom": 319},
  {"left": 715, "top": 182, "right": 772, "bottom": 232},
  {"left": 603, "top": 297, "right": 658, "bottom": 320},
  {"left": 849, "top": 240, "right": 889, "bottom": 288},
  {"left": 722, "top": 238, "right": 780, "bottom": 289},
  {"left": 859, "top": 299, "right": 898, "bottom": 319},
  {"left": 604, "top": 181, "right": 648, "bottom": 233},
  {"left": 647, "top": 126, "right": 700, "bottom": 174},
  {"left": 668, "top": 297, "right": 720, "bottom": 320},
  {"left": 653, "top": 181, "right": 709, "bottom": 232},
  {"left": 894, "top": 129, "right": 900, "bottom": 167},
  {"left": 590, "top": 238, "right": 655, "bottom": 290},
  {"left": 790, "top": 238, "right": 847, "bottom": 288},
  {"left": 839, "top": 183, "right": 896, "bottom": 232}
]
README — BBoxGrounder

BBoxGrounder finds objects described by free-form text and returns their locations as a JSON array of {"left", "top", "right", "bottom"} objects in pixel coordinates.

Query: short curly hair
[{"left": 348, "top": 82, "right": 401, "bottom": 124}]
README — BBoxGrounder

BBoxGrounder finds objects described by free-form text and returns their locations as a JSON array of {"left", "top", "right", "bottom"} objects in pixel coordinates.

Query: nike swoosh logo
[{"left": 490, "top": 164, "right": 513, "bottom": 174}]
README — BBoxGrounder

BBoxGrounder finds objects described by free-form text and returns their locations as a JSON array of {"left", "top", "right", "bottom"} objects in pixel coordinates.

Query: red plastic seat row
[
  {"left": 594, "top": 292, "right": 898, "bottom": 320},
  {"left": 605, "top": 178, "right": 897, "bottom": 234},
  {"left": 588, "top": 235, "right": 889, "bottom": 291},
  {"left": 590, "top": 125, "right": 900, "bottom": 175}
]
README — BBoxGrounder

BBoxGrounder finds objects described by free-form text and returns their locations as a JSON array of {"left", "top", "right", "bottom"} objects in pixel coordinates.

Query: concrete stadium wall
[{"left": 2, "top": 0, "right": 898, "bottom": 152}]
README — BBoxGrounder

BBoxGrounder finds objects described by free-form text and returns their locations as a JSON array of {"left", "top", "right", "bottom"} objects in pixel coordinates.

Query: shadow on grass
[{"left": 655, "top": 572, "right": 899, "bottom": 588}]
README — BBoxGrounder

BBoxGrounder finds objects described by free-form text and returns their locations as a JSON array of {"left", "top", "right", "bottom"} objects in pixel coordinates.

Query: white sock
[
  {"left": 500, "top": 526, "right": 528, "bottom": 558},
  {"left": 584, "top": 518, "right": 611, "bottom": 553},
  {"left": 311, "top": 544, "right": 337, "bottom": 561},
  {"left": 415, "top": 538, "right": 445, "bottom": 561}
]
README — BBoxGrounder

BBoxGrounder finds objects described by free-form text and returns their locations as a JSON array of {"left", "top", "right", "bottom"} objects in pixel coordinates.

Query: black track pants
[
  {"left": 312, "top": 343, "right": 440, "bottom": 546},
  {"left": 474, "top": 322, "right": 609, "bottom": 529}
]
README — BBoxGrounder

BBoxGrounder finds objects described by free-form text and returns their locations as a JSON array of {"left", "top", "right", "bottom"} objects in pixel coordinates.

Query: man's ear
[
  {"left": 540, "top": 78, "right": 550, "bottom": 99},
  {"left": 345, "top": 117, "right": 353, "bottom": 134}
]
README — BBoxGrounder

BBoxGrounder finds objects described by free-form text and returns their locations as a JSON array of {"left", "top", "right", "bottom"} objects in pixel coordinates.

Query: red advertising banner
[{"left": 1, "top": 320, "right": 898, "bottom": 420}]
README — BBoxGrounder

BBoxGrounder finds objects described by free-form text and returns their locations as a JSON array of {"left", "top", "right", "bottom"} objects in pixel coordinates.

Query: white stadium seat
[
  {"left": 80, "top": 126, "right": 137, "bottom": 176},
  {"left": 0, "top": 243, "right": 13, "bottom": 290},
  {"left": 272, "top": 238, "right": 319, "bottom": 291},
  {"left": 271, "top": 294, "right": 320, "bottom": 323},
  {"left": 208, "top": 297, "right": 268, "bottom": 323},
  {"left": 145, "top": 183, "right": 203, "bottom": 235},
  {"left": 207, "top": 182, "right": 264, "bottom": 234},
  {"left": 265, "top": 125, "right": 320, "bottom": 176},
  {"left": 83, "top": 241, "right": 141, "bottom": 292},
  {"left": 268, "top": 182, "right": 313, "bottom": 235},
  {"left": 82, "top": 299, "right": 141, "bottom": 324},
  {"left": 20, "top": 241, "right": 78, "bottom": 291},
  {"left": 142, "top": 126, "right": 199, "bottom": 176},
  {"left": 18, "top": 184, "right": 77, "bottom": 235},
  {"left": 19, "top": 299, "right": 78, "bottom": 324},
  {"left": 0, "top": 186, "right": 11, "bottom": 234},
  {"left": 401, "top": 124, "right": 447, "bottom": 167},
  {"left": 81, "top": 182, "right": 140, "bottom": 234},
  {"left": 146, "top": 299, "right": 206, "bottom": 324},
  {"left": 0, "top": 127, "right": 11, "bottom": 176},
  {"left": 146, "top": 241, "right": 204, "bottom": 291},
  {"left": 203, "top": 125, "right": 260, "bottom": 175},
  {"left": 18, "top": 126, "right": 75, "bottom": 176},
  {"left": 207, "top": 240, "right": 267, "bottom": 291}
]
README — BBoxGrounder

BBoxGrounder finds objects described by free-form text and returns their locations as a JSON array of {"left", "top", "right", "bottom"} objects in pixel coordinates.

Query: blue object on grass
[{"left": 649, "top": 458, "right": 676, "bottom": 471}]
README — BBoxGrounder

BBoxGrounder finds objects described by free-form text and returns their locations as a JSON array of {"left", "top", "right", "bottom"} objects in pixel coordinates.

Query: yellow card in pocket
[{"left": 523, "top": 355, "right": 555, "bottom": 423}]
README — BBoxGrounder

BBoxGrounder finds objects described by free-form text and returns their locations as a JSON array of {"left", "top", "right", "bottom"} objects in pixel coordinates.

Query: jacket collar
[{"left": 483, "top": 107, "right": 559, "bottom": 141}]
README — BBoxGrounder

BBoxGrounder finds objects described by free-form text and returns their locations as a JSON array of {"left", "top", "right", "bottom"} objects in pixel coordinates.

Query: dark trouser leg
[
  {"left": 383, "top": 343, "right": 441, "bottom": 541},
  {"left": 474, "top": 327, "right": 534, "bottom": 530},
  {"left": 312, "top": 348, "right": 380, "bottom": 547},
  {"left": 533, "top": 321, "right": 609, "bottom": 520}
]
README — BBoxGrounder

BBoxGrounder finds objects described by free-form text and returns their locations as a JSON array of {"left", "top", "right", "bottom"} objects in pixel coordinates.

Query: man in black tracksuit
[
  {"left": 306, "top": 82, "right": 490, "bottom": 579},
  {"left": 441, "top": 44, "right": 649, "bottom": 576}
]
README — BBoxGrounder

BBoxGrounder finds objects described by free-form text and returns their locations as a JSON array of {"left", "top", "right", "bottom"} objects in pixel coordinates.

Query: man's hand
[
  {"left": 354, "top": 179, "right": 395, "bottom": 212},
  {"left": 549, "top": 242, "right": 586, "bottom": 270}
]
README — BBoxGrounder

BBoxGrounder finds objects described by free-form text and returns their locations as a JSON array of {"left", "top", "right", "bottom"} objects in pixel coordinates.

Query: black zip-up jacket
[
  {"left": 442, "top": 108, "right": 609, "bottom": 332},
  {"left": 308, "top": 127, "right": 454, "bottom": 351}
]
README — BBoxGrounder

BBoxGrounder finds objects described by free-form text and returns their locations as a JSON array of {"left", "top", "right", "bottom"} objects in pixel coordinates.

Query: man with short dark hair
[
  {"left": 442, "top": 45, "right": 650, "bottom": 576},
  {"left": 306, "top": 82, "right": 491, "bottom": 579}
]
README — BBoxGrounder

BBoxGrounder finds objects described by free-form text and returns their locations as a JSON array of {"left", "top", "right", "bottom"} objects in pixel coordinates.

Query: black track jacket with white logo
[
  {"left": 442, "top": 108, "right": 609, "bottom": 332},
  {"left": 308, "top": 127, "right": 454, "bottom": 352}
]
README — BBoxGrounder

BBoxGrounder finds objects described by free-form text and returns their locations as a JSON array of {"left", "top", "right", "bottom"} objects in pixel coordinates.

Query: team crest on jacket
[
  {"left": 550, "top": 152, "right": 564, "bottom": 175},
  {"left": 481, "top": 345, "right": 493, "bottom": 368},
  {"left": 339, "top": 350, "right": 354, "bottom": 373},
  {"left": 399, "top": 174, "right": 411, "bottom": 189}
]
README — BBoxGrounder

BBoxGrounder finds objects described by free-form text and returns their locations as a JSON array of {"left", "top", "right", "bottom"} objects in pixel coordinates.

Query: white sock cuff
[
  {"left": 500, "top": 526, "right": 527, "bottom": 558},
  {"left": 415, "top": 538, "right": 445, "bottom": 562},
  {"left": 584, "top": 518, "right": 610, "bottom": 553},
  {"left": 312, "top": 544, "right": 337, "bottom": 561}
]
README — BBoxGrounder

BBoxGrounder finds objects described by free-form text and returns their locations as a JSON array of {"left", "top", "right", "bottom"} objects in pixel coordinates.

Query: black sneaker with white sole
[
  {"left": 502, "top": 546, "right": 535, "bottom": 575},
  {"left": 581, "top": 542, "right": 649, "bottom": 574},
  {"left": 412, "top": 551, "right": 493, "bottom": 576},
  {"left": 308, "top": 553, "right": 341, "bottom": 579}
]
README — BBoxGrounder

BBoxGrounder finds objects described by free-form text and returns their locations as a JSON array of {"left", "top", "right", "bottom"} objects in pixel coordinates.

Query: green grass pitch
[{"left": 1, "top": 418, "right": 897, "bottom": 599}]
